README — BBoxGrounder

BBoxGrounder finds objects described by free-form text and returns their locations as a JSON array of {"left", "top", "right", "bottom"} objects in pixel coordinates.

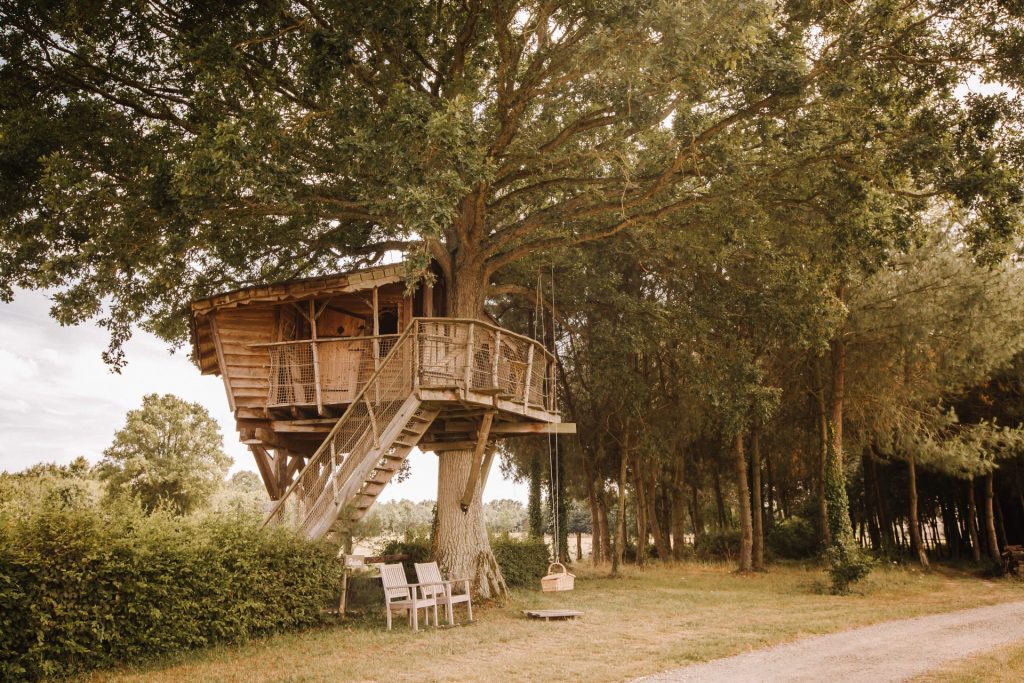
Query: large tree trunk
[
  {"left": 984, "top": 472, "right": 1001, "bottom": 562},
  {"left": 433, "top": 252, "right": 507, "bottom": 598},
  {"left": 690, "top": 483, "right": 704, "bottom": 537},
  {"left": 751, "top": 428, "right": 765, "bottom": 571},
  {"left": 734, "top": 432, "right": 753, "bottom": 572},
  {"left": 597, "top": 488, "right": 612, "bottom": 564},
  {"left": 907, "top": 454, "right": 930, "bottom": 569},
  {"left": 434, "top": 448, "right": 508, "bottom": 598}
]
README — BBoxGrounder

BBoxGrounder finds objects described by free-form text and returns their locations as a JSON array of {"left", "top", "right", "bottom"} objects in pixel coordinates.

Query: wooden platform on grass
[{"left": 523, "top": 609, "right": 583, "bottom": 621}]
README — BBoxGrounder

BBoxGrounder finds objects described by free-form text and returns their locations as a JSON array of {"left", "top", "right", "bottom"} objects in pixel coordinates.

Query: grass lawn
[
  {"left": 914, "top": 641, "right": 1024, "bottom": 682},
  {"left": 83, "top": 562, "right": 1024, "bottom": 683}
]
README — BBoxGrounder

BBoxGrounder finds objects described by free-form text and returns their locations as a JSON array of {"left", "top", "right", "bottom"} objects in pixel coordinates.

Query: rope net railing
[{"left": 265, "top": 335, "right": 400, "bottom": 407}]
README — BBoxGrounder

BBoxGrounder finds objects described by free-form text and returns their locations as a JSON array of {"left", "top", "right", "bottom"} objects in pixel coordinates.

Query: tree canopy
[{"left": 98, "top": 393, "right": 232, "bottom": 514}]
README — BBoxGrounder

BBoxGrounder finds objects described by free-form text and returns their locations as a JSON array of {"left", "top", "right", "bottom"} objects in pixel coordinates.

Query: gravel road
[{"left": 637, "top": 599, "right": 1024, "bottom": 682}]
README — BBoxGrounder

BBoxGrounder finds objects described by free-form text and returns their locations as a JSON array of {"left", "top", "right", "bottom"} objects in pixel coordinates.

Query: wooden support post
[
  {"left": 372, "top": 286, "right": 380, "bottom": 372},
  {"left": 548, "top": 358, "right": 556, "bottom": 411},
  {"left": 523, "top": 345, "right": 534, "bottom": 406},
  {"left": 311, "top": 342, "right": 324, "bottom": 415},
  {"left": 365, "top": 395, "right": 380, "bottom": 448},
  {"left": 460, "top": 411, "right": 496, "bottom": 512},
  {"left": 479, "top": 442, "right": 499, "bottom": 492}
]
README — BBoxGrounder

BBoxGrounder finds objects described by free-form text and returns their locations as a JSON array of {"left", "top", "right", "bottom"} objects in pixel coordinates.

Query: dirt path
[{"left": 638, "top": 599, "right": 1024, "bottom": 682}]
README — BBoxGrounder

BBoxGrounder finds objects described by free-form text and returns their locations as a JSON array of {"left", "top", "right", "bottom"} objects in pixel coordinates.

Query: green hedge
[
  {"left": 492, "top": 536, "right": 550, "bottom": 588},
  {"left": 0, "top": 502, "right": 342, "bottom": 680}
]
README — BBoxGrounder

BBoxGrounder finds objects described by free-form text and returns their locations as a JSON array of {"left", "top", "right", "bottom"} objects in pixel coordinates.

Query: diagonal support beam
[{"left": 461, "top": 410, "right": 496, "bottom": 512}]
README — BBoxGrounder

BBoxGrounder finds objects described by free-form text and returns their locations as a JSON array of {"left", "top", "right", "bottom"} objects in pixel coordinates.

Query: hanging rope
[{"left": 544, "top": 265, "right": 561, "bottom": 565}]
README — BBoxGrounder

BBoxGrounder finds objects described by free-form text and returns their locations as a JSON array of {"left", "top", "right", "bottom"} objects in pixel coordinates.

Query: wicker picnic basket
[{"left": 540, "top": 562, "right": 575, "bottom": 592}]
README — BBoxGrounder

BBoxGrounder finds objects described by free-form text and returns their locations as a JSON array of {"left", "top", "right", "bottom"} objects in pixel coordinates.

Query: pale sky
[{"left": 0, "top": 288, "right": 526, "bottom": 504}]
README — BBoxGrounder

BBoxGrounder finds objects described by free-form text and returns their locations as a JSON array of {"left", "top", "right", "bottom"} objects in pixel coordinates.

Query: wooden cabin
[{"left": 190, "top": 263, "right": 571, "bottom": 539}]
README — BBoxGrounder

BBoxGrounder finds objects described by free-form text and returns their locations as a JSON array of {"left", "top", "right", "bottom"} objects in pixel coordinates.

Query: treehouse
[{"left": 190, "top": 263, "right": 571, "bottom": 539}]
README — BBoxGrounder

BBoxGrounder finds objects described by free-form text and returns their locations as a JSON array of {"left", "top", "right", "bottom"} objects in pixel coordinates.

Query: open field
[{"left": 83, "top": 562, "right": 1024, "bottom": 683}]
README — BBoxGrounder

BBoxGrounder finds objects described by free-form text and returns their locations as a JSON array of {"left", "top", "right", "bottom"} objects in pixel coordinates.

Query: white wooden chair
[
  {"left": 415, "top": 561, "right": 473, "bottom": 625},
  {"left": 380, "top": 563, "right": 439, "bottom": 631}
]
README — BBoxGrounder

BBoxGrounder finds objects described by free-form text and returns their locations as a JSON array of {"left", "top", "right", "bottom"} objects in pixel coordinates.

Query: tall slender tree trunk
[
  {"left": 648, "top": 466, "right": 671, "bottom": 561},
  {"left": 862, "top": 449, "right": 881, "bottom": 551},
  {"left": 751, "top": 428, "right": 765, "bottom": 571},
  {"left": 598, "top": 491, "right": 612, "bottom": 564},
  {"left": 984, "top": 473, "right": 1001, "bottom": 562},
  {"left": 734, "top": 432, "right": 753, "bottom": 572},
  {"left": 671, "top": 453, "right": 687, "bottom": 560},
  {"left": 613, "top": 448, "right": 628, "bottom": 574},
  {"left": 712, "top": 466, "right": 727, "bottom": 530},
  {"left": 634, "top": 455, "right": 648, "bottom": 567},
  {"left": 583, "top": 454, "right": 603, "bottom": 565},
  {"left": 690, "top": 483, "right": 704, "bottom": 537},
  {"left": 967, "top": 478, "right": 982, "bottom": 562},
  {"left": 528, "top": 454, "right": 544, "bottom": 538},
  {"left": 907, "top": 454, "right": 930, "bottom": 569},
  {"left": 812, "top": 359, "right": 832, "bottom": 547},
  {"left": 764, "top": 447, "right": 776, "bottom": 522}
]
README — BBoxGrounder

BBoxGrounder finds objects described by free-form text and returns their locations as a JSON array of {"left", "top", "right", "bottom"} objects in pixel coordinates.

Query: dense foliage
[
  {"left": 491, "top": 536, "right": 551, "bottom": 588},
  {"left": 0, "top": 496, "right": 341, "bottom": 680},
  {"left": 97, "top": 394, "right": 232, "bottom": 515}
]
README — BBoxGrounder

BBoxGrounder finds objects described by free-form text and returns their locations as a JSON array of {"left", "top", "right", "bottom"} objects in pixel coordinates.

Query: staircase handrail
[{"left": 261, "top": 322, "right": 418, "bottom": 528}]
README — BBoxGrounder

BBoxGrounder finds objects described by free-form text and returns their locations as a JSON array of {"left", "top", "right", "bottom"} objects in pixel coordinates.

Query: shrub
[
  {"left": 0, "top": 501, "right": 342, "bottom": 679},
  {"left": 766, "top": 516, "right": 820, "bottom": 560},
  {"left": 492, "top": 536, "right": 550, "bottom": 588},
  {"left": 377, "top": 537, "right": 431, "bottom": 576},
  {"left": 693, "top": 529, "right": 741, "bottom": 561}
]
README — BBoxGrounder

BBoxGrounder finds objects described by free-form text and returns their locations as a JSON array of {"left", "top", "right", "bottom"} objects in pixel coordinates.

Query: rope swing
[{"left": 538, "top": 266, "right": 575, "bottom": 593}]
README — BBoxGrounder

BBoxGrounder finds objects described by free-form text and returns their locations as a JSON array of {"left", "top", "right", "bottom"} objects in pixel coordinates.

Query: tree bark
[
  {"left": 907, "top": 454, "right": 930, "bottom": 569},
  {"left": 984, "top": 472, "right": 1001, "bottom": 562},
  {"left": 734, "top": 431, "right": 753, "bottom": 572},
  {"left": 433, "top": 255, "right": 506, "bottom": 598},
  {"left": 967, "top": 478, "right": 982, "bottom": 562},
  {"left": 751, "top": 428, "right": 765, "bottom": 571},
  {"left": 598, "top": 489, "right": 612, "bottom": 564},
  {"left": 433, "top": 448, "right": 508, "bottom": 599},
  {"left": 690, "top": 483, "right": 704, "bottom": 537}
]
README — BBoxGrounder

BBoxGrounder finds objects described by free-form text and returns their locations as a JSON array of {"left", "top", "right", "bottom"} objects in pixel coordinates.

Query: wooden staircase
[{"left": 263, "top": 326, "right": 433, "bottom": 539}]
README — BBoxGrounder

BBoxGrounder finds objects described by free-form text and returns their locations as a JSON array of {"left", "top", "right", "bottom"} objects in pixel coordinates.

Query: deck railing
[
  {"left": 260, "top": 318, "right": 556, "bottom": 413},
  {"left": 262, "top": 318, "right": 558, "bottom": 535},
  {"left": 263, "top": 335, "right": 400, "bottom": 409}
]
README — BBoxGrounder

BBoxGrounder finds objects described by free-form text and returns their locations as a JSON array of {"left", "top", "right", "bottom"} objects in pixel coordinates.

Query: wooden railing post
[
  {"left": 523, "top": 345, "right": 534, "bottom": 407},
  {"left": 311, "top": 341, "right": 324, "bottom": 415},
  {"left": 492, "top": 330, "right": 501, "bottom": 391},
  {"left": 412, "top": 322, "right": 420, "bottom": 391},
  {"left": 464, "top": 322, "right": 474, "bottom": 391}
]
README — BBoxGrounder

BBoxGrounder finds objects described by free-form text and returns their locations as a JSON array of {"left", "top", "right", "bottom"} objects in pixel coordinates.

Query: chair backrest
[
  {"left": 380, "top": 563, "right": 411, "bottom": 601},
  {"left": 414, "top": 562, "right": 445, "bottom": 598}
]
